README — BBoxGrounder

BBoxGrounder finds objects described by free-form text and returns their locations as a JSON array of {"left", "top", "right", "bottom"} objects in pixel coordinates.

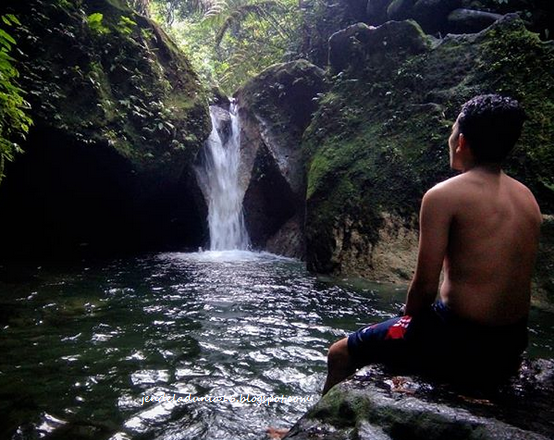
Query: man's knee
[{"left": 328, "top": 338, "right": 351, "bottom": 365}]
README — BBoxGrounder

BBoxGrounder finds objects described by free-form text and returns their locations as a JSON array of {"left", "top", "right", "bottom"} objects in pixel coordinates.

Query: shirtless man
[{"left": 323, "top": 94, "right": 542, "bottom": 395}]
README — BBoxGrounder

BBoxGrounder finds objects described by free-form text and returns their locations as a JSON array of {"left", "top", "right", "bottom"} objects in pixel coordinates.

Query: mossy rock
[
  {"left": 329, "top": 20, "right": 431, "bottom": 75},
  {"left": 235, "top": 60, "right": 328, "bottom": 256},
  {"left": 534, "top": 216, "right": 554, "bottom": 308},
  {"left": 305, "top": 0, "right": 552, "bottom": 65},
  {"left": 387, "top": 0, "right": 415, "bottom": 20},
  {"left": 285, "top": 361, "right": 554, "bottom": 439},
  {"left": 0, "top": 0, "right": 211, "bottom": 258},
  {"left": 236, "top": 60, "right": 328, "bottom": 148},
  {"left": 303, "top": 15, "right": 554, "bottom": 286},
  {"left": 5, "top": 0, "right": 209, "bottom": 178}
]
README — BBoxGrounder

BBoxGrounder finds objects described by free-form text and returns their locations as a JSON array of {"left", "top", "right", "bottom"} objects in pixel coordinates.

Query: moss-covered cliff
[
  {"left": 0, "top": 0, "right": 211, "bottom": 258},
  {"left": 303, "top": 16, "right": 554, "bottom": 291},
  {"left": 301, "top": 0, "right": 553, "bottom": 67}
]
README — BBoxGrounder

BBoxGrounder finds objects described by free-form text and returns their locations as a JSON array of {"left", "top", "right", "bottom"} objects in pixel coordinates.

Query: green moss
[
  {"left": 304, "top": 15, "right": 554, "bottom": 275},
  {"left": 534, "top": 217, "right": 554, "bottom": 306},
  {"left": 8, "top": 0, "right": 210, "bottom": 179},
  {"left": 475, "top": 19, "right": 554, "bottom": 206},
  {"left": 307, "top": 387, "right": 375, "bottom": 429},
  {"left": 236, "top": 59, "right": 327, "bottom": 158}
]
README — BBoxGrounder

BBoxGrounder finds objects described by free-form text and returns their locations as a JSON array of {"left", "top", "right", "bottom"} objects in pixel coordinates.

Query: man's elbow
[
  {"left": 409, "top": 276, "right": 439, "bottom": 297},
  {"left": 405, "top": 278, "right": 439, "bottom": 315}
]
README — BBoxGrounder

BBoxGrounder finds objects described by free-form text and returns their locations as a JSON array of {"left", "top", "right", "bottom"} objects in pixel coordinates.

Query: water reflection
[{"left": 0, "top": 251, "right": 552, "bottom": 440}]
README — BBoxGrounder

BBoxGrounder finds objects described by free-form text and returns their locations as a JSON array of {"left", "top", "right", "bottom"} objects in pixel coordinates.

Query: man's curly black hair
[{"left": 458, "top": 94, "right": 526, "bottom": 164}]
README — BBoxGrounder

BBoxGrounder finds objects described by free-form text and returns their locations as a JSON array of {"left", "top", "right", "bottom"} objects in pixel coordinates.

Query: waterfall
[{"left": 195, "top": 103, "right": 250, "bottom": 251}]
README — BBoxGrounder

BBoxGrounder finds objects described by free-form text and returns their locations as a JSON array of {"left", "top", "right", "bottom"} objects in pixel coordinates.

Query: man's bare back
[{"left": 432, "top": 168, "right": 542, "bottom": 326}]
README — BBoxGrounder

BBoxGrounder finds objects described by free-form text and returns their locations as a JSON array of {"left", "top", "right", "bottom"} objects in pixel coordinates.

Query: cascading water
[{"left": 196, "top": 103, "right": 250, "bottom": 251}]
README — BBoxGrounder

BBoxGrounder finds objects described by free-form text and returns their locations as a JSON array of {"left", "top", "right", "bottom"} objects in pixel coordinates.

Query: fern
[
  {"left": 0, "top": 14, "right": 32, "bottom": 181},
  {"left": 208, "top": 0, "right": 288, "bottom": 46},
  {"left": 87, "top": 13, "right": 110, "bottom": 34}
]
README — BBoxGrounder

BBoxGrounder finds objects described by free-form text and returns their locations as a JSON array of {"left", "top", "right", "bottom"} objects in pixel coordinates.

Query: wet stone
[{"left": 285, "top": 359, "right": 554, "bottom": 440}]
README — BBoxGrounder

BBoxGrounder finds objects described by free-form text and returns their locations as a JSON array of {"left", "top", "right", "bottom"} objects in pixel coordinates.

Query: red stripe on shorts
[{"left": 385, "top": 316, "right": 412, "bottom": 340}]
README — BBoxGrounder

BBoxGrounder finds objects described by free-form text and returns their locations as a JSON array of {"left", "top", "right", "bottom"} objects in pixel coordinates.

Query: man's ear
[{"left": 456, "top": 133, "right": 468, "bottom": 153}]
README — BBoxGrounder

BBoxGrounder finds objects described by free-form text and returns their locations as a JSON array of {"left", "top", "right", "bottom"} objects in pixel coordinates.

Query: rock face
[
  {"left": 303, "top": 16, "right": 554, "bottom": 285},
  {"left": 373, "top": 0, "right": 553, "bottom": 36},
  {"left": 285, "top": 360, "right": 554, "bottom": 439},
  {"left": 302, "top": 0, "right": 552, "bottom": 68},
  {"left": 329, "top": 20, "right": 431, "bottom": 74},
  {"left": 447, "top": 8, "right": 504, "bottom": 34},
  {"left": 534, "top": 215, "right": 554, "bottom": 310},
  {"left": 0, "top": 0, "right": 211, "bottom": 259},
  {"left": 234, "top": 60, "right": 328, "bottom": 258}
]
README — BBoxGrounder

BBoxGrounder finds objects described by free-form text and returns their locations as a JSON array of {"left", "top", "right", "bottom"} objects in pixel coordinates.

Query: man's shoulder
[
  {"left": 504, "top": 175, "right": 543, "bottom": 221},
  {"left": 423, "top": 172, "right": 492, "bottom": 214},
  {"left": 504, "top": 173, "right": 535, "bottom": 195},
  {"left": 426, "top": 171, "right": 542, "bottom": 222},
  {"left": 425, "top": 174, "right": 468, "bottom": 199},
  {"left": 420, "top": 176, "right": 466, "bottom": 215}
]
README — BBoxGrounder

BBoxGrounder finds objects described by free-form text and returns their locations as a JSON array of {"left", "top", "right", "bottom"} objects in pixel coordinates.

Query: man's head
[{"left": 449, "top": 94, "right": 526, "bottom": 169}]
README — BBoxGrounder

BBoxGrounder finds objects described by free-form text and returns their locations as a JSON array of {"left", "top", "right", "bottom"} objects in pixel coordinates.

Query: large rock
[
  {"left": 234, "top": 60, "right": 328, "bottom": 258},
  {"left": 285, "top": 360, "right": 554, "bottom": 439},
  {"left": 366, "top": 0, "right": 394, "bottom": 25},
  {"left": 329, "top": 20, "right": 431, "bottom": 75},
  {"left": 0, "top": 0, "right": 211, "bottom": 259},
  {"left": 301, "top": 0, "right": 371, "bottom": 67},
  {"left": 303, "top": 15, "right": 554, "bottom": 290},
  {"left": 412, "top": 0, "right": 463, "bottom": 33},
  {"left": 306, "top": 0, "right": 552, "bottom": 66},
  {"left": 460, "top": 0, "right": 553, "bottom": 40},
  {"left": 387, "top": 0, "right": 415, "bottom": 21},
  {"left": 385, "top": 0, "right": 499, "bottom": 35},
  {"left": 448, "top": 8, "right": 504, "bottom": 34},
  {"left": 534, "top": 215, "right": 554, "bottom": 310}
]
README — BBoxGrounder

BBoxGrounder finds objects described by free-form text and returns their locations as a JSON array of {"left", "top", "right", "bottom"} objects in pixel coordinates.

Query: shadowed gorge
[{"left": 0, "top": 0, "right": 210, "bottom": 259}]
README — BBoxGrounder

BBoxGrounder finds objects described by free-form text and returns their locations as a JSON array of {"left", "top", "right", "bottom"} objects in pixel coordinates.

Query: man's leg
[
  {"left": 322, "top": 315, "right": 418, "bottom": 395},
  {"left": 322, "top": 337, "right": 357, "bottom": 395}
]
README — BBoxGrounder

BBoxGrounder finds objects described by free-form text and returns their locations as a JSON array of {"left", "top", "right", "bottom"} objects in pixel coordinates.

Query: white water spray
[{"left": 195, "top": 103, "right": 250, "bottom": 251}]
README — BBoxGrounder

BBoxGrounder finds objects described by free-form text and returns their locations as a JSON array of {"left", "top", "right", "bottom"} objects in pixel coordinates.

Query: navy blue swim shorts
[{"left": 347, "top": 301, "right": 528, "bottom": 379}]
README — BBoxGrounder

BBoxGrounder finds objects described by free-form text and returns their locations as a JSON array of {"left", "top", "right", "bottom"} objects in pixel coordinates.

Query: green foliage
[
  {"left": 149, "top": 0, "right": 302, "bottom": 94},
  {"left": 303, "top": 16, "right": 554, "bottom": 275},
  {"left": 149, "top": 0, "right": 214, "bottom": 24},
  {"left": 55, "top": 0, "right": 75, "bottom": 9},
  {"left": 87, "top": 13, "right": 110, "bottom": 34},
  {"left": 118, "top": 15, "right": 137, "bottom": 35},
  {"left": 1, "top": 14, "right": 21, "bottom": 28},
  {"left": 475, "top": 19, "right": 554, "bottom": 210},
  {"left": 0, "top": 14, "right": 32, "bottom": 179}
]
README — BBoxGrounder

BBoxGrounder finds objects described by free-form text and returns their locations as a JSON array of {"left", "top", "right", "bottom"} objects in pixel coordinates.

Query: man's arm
[{"left": 404, "top": 186, "right": 453, "bottom": 316}]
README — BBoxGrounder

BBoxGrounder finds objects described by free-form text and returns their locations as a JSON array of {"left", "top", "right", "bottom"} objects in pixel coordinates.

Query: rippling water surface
[{"left": 0, "top": 251, "right": 552, "bottom": 440}]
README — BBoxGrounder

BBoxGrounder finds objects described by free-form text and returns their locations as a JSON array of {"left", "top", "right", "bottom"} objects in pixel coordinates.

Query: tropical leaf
[
  {"left": 209, "top": 0, "right": 287, "bottom": 46},
  {"left": 0, "top": 16, "right": 33, "bottom": 174},
  {"left": 0, "top": 28, "right": 16, "bottom": 46},
  {"left": 148, "top": 0, "right": 302, "bottom": 94}
]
